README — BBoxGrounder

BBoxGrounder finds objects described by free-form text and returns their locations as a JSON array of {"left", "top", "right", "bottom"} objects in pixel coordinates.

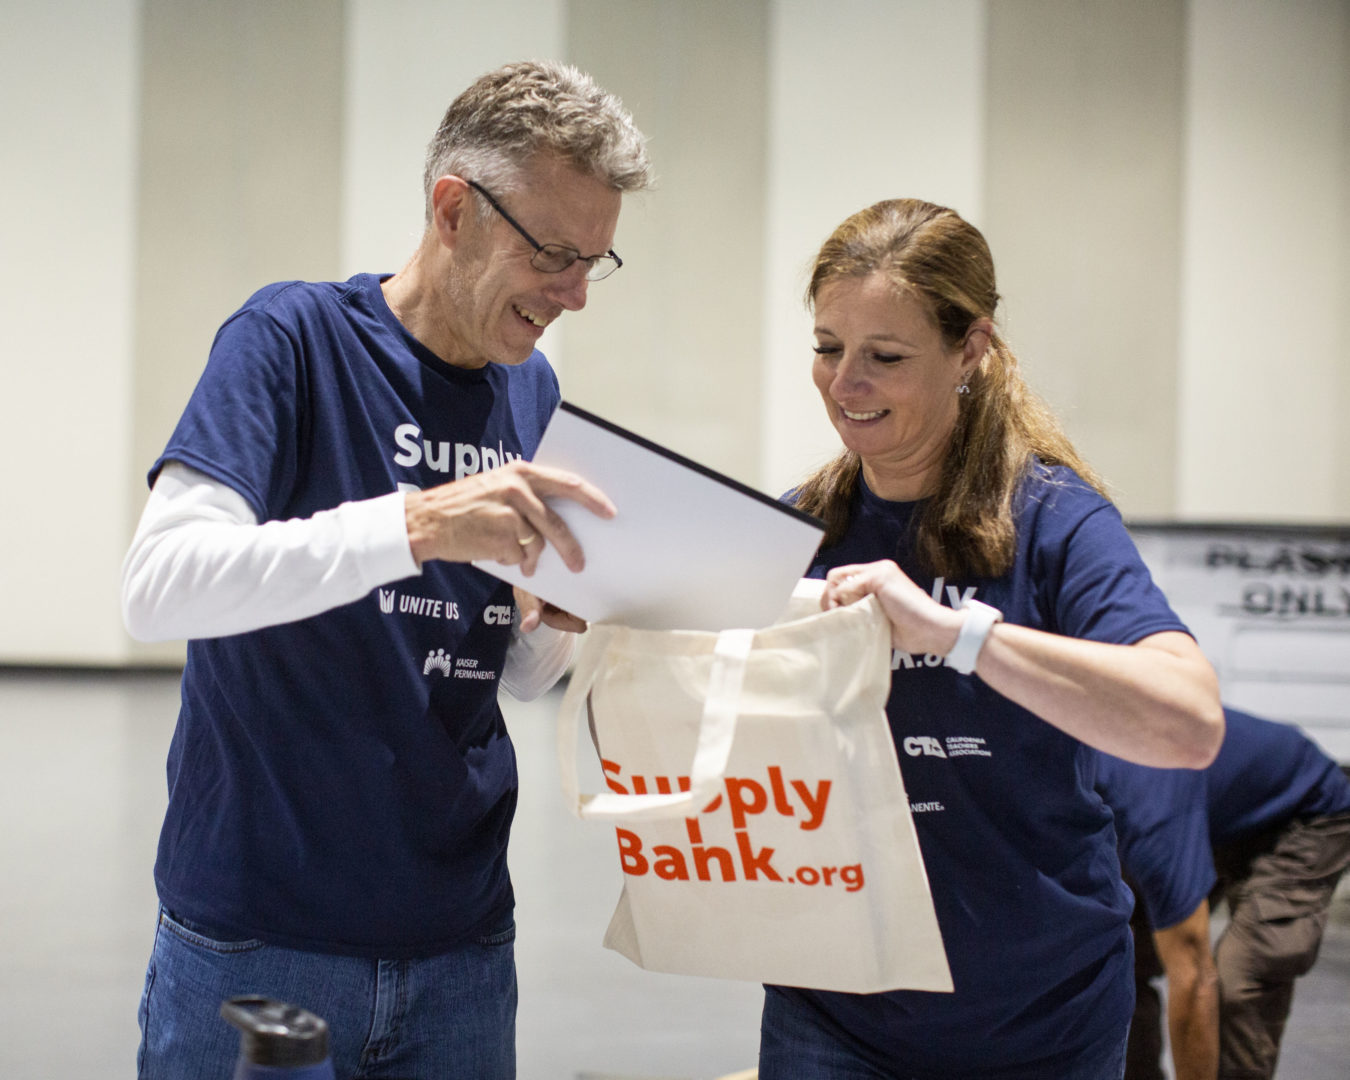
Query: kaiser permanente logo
[
  {"left": 423, "top": 649, "right": 453, "bottom": 676},
  {"left": 602, "top": 759, "right": 865, "bottom": 893},
  {"left": 392, "top": 423, "right": 522, "bottom": 479},
  {"left": 422, "top": 649, "right": 497, "bottom": 682}
]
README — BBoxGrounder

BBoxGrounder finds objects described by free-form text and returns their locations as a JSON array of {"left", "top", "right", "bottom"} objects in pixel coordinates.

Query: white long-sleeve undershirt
[{"left": 121, "top": 461, "right": 574, "bottom": 701}]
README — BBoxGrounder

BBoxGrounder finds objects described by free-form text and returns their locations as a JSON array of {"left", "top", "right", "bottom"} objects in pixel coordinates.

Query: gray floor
[{"left": 0, "top": 669, "right": 1345, "bottom": 1079}]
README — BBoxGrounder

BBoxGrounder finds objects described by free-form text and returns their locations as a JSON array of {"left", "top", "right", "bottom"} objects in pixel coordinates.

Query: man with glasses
[{"left": 122, "top": 60, "right": 651, "bottom": 1078}]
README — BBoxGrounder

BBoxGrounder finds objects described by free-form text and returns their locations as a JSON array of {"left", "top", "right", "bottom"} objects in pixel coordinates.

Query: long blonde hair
[{"left": 793, "top": 199, "right": 1104, "bottom": 579}]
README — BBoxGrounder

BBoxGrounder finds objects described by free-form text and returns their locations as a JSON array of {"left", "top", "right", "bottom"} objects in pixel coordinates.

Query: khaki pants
[
  {"left": 1210, "top": 810, "right": 1350, "bottom": 1080},
  {"left": 1124, "top": 807, "right": 1350, "bottom": 1080}
]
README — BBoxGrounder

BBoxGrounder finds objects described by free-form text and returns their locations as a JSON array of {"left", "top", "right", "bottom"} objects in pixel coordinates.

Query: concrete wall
[
  {"left": 983, "top": 0, "right": 1187, "bottom": 516},
  {"left": 127, "top": 0, "right": 345, "bottom": 664},
  {"left": 2, "top": 0, "right": 1347, "bottom": 665},
  {"left": 1, "top": 0, "right": 141, "bottom": 664},
  {"left": 759, "top": 0, "right": 988, "bottom": 497},
  {"left": 565, "top": 0, "right": 771, "bottom": 477},
  {"left": 1177, "top": 0, "right": 1350, "bottom": 520}
]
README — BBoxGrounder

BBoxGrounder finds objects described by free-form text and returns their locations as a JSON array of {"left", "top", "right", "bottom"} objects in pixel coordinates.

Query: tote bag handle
[{"left": 558, "top": 626, "right": 754, "bottom": 821}]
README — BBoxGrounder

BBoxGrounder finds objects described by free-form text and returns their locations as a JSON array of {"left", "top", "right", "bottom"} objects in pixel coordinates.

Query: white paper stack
[{"left": 474, "top": 402, "right": 825, "bottom": 632}]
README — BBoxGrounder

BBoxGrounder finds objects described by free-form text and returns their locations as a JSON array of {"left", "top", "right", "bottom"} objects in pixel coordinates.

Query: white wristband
[{"left": 946, "top": 599, "right": 1003, "bottom": 675}]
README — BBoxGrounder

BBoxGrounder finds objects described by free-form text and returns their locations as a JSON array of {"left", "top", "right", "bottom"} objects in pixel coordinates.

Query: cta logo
[
  {"left": 903, "top": 736, "right": 947, "bottom": 758},
  {"left": 903, "top": 735, "right": 992, "bottom": 759},
  {"left": 483, "top": 604, "right": 513, "bottom": 626}
]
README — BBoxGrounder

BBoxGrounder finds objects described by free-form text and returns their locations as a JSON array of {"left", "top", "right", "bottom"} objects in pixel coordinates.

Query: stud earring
[{"left": 956, "top": 383, "right": 970, "bottom": 395}]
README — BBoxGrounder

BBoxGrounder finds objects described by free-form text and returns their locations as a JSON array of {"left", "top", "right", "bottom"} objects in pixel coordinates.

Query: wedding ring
[{"left": 518, "top": 534, "right": 537, "bottom": 547}]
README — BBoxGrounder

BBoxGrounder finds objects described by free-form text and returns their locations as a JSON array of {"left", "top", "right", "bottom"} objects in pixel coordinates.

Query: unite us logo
[
  {"left": 602, "top": 759, "right": 865, "bottom": 893},
  {"left": 377, "top": 589, "right": 461, "bottom": 621}
]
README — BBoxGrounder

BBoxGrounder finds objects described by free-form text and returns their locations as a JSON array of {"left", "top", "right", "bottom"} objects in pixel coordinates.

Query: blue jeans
[
  {"left": 138, "top": 906, "right": 517, "bottom": 1080},
  {"left": 758, "top": 989, "right": 1128, "bottom": 1080}
]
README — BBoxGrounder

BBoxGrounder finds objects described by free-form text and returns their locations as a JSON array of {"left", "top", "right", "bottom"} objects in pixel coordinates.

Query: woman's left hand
[
  {"left": 822, "top": 559, "right": 1223, "bottom": 768},
  {"left": 823, "top": 560, "right": 963, "bottom": 657}
]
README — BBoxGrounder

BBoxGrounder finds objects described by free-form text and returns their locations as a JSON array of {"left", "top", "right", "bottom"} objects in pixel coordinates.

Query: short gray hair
[{"left": 422, "top": 59, "right": 653, "bottom": 224}]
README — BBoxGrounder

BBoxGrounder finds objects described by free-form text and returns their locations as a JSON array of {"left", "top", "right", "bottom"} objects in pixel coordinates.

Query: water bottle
[{"left": 221, "top": 996, "right": 337, "bottom": 1080}]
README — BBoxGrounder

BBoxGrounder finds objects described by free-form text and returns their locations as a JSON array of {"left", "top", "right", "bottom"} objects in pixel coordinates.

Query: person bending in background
[
  {"left": 1096, "top": 706, "right": 1350, "bottom": 1080},
  {"left": 1097, "top": 754, "right": 1221, "bottom": 1080},
  {"left": 768, "top": 197, "right": 1224, "bottom": 1080},
  {"left": 120, "top": 60, "right": 651, "bottom": 1079}
]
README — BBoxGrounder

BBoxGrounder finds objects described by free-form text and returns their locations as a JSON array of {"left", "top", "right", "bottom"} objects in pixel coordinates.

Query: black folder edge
[{"left": 556, "top": 401, "right": 826, "bottom": 532}]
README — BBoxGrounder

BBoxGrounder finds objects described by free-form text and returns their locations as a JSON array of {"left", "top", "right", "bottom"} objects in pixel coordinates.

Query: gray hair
[{"left": 422, "top": 59, "right": 653, "bottom": 224}]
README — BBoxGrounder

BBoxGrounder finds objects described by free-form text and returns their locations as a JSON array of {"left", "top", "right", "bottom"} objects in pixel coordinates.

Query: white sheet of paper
[{"left": 473, "top": 402, "right": 825, "bottom": 631}]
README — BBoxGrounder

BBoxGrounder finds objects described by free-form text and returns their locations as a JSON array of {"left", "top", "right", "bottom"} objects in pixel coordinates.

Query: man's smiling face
[{"left": 442, "top": 153, "right": 623, "bottom": 368}]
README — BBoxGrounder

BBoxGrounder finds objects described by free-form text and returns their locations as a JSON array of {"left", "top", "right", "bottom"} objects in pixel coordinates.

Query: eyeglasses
[{"left": 466, "top": 180, "right": 623, "bottom": 282}]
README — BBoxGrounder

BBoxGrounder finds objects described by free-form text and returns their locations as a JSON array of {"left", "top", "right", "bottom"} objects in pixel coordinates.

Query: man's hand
[
  {"left": 404, "top": 461, "right": 615, "bottom": 574},
  {"left": 514, "top": 587, "right": 587, "bottom": 633}
]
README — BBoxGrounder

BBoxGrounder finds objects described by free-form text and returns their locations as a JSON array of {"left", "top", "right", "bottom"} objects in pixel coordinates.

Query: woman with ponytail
[{"left": 761, "top": 199, "right": 1223, "bottom": 1080}]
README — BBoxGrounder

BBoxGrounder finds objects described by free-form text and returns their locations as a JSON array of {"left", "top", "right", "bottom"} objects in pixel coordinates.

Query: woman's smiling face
[{"left": 811, "top": 272, "right": 972, "bottom": 500}]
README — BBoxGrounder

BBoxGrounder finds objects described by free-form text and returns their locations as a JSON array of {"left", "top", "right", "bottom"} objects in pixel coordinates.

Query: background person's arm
[{"left": 1154, "top": 900, "right": 1220, "bottom": 1080}]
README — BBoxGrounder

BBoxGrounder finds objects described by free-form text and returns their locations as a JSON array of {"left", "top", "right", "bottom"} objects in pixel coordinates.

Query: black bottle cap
[{"left": 220, "top": 996, "right": 331, "bottom": 1067}]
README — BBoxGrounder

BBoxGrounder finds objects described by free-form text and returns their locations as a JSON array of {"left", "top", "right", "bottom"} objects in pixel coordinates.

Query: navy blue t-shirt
[
  {"left": 1094, "top": 756, "right": 1212, "bottom": 930},
  {"left": 1097, "top": 707, "right": 1350, "bottom": 931},
  {"left": 150, "top": 273, "right": 559, "bottom": 957},
  {"left": 1206, "top": 708, "right": 1350, "bottom": 843},
  {"left": 775, "top": 465, "right": 1189, "bottom": 1078}
]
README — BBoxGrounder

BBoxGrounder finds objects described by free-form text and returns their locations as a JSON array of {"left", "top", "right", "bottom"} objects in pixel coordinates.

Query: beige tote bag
[{"left": 558, "top": 581, "right": 952, "bottom": 993}]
